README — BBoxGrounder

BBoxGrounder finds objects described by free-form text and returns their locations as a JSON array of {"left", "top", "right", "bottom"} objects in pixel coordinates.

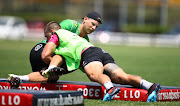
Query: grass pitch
[{"left": 0, "top": 39, "right": 180, "bottom": 105}]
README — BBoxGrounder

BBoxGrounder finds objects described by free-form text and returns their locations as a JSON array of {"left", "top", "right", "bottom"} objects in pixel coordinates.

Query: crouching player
[
  {"left": 8, "top": 11, "right": 102, "bottom": 87},
  {"left": 8, "top": 21, "right": 62, "bottom": 88}
]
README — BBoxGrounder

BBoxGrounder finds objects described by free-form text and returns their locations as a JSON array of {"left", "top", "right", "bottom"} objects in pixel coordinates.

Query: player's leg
[
  {"left": 84, "top": 61, "right": 111, "bottom": 85},
  {"left": 8, "top": 74, "right": 29, "bottom": 81},
  {"left": 23, "top": 71, "right": 59, "bottom": 82},
  {"left": 104, "top": 63, "right": 154, "bottom": 88},
  {"left": 81, "top": 47, "right": 121, "bottom": 101},
  {"left": 28, "top": 67, "right": 60, "bottom": 83},
  {"left": 42, "top": 55, "right": 67, "bottom": 78},
  {"left": 84, "top": 61, "right": 120, "bottom": 101},
  {"left": 8, "top": 68, "right": 59, "bottom": 83},
  {"left": 104, "top": 64, "right": 142, "bottom": 87},
  {"left": 104, "top": 63, "right": 161, "bottom": 102},
  {"left": 28, "top": 72, "right": 48, "bottom": 82},
  {"left": 8, "top": 72, "right": 45, "bottom": 82}
]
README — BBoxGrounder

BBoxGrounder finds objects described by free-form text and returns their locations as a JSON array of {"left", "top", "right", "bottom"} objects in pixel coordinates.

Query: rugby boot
[
  {"left": 8, "top": 74, "right": 22, "bottom": 88},
  {"left": 147, "top": 83, "right": 161, "bottom": 102},
  {"left": 103, "top": 87, "right": 121, "bottom": 101},
  {"left": 42, "top": 67, "right": 65, "bottom": 78}
]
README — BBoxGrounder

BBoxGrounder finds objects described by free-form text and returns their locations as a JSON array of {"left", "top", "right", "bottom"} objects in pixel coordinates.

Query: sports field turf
[{"left": 0, "top": 39, "right": 180, "bottom": 105}]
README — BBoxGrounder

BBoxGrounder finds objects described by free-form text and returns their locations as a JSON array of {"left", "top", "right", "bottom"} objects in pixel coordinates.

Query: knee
[{"left": 87, "top": 74, "right": 97, "bottom": 82}]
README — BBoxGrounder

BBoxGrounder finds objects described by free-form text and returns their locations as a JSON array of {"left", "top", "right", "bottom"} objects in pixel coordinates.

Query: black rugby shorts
[
  {"left": 81, "top": 47, "right": 115, "bottom": 67},
  {"left": 29, "top": 43, "right": 48, "bottom": 72}
]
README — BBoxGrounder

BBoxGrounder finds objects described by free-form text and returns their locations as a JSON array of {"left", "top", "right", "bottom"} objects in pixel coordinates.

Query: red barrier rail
[{"left": 0, "top": 79, "right": 179, "bottom": 102}]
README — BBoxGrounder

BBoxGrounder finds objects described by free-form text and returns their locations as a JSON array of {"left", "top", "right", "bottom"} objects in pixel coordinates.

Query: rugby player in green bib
[
  {"left": 8, "top": 11, "right": 102, "bottom": 84},
  {"left": 42, "top": 24, "right": 161, "bottom": 102}
]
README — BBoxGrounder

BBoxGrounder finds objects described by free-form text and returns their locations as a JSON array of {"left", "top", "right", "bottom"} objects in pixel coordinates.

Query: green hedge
[{"left": 0, "top": 12, "right": 67, "bottom": 23}]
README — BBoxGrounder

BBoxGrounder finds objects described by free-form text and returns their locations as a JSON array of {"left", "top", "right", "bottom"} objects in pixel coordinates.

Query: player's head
[
  {"left": 44, "top": 21, "right": 61, "bottom": 41},
  {"left": 82, "top": 11, "right": 102, "bottom": 34}
]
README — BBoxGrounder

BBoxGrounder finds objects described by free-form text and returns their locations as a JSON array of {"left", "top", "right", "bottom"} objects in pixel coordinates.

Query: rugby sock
[
  {"left": 140, "top": 79, "right": 153, "bottom": 90},
  {"left": 48, "top": 65, "right": 56, "bottom": 70},
  {"left": 15, "top": 75, "right": 29, "bottom": 81},
  {"left": 104, "top": 81, "right": 114, "bottom": 90}
]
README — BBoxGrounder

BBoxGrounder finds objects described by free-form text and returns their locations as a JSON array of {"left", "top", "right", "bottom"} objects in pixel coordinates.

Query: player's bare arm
[{"left": 41, "top": 42, "right": 57, "bottom": 64}]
